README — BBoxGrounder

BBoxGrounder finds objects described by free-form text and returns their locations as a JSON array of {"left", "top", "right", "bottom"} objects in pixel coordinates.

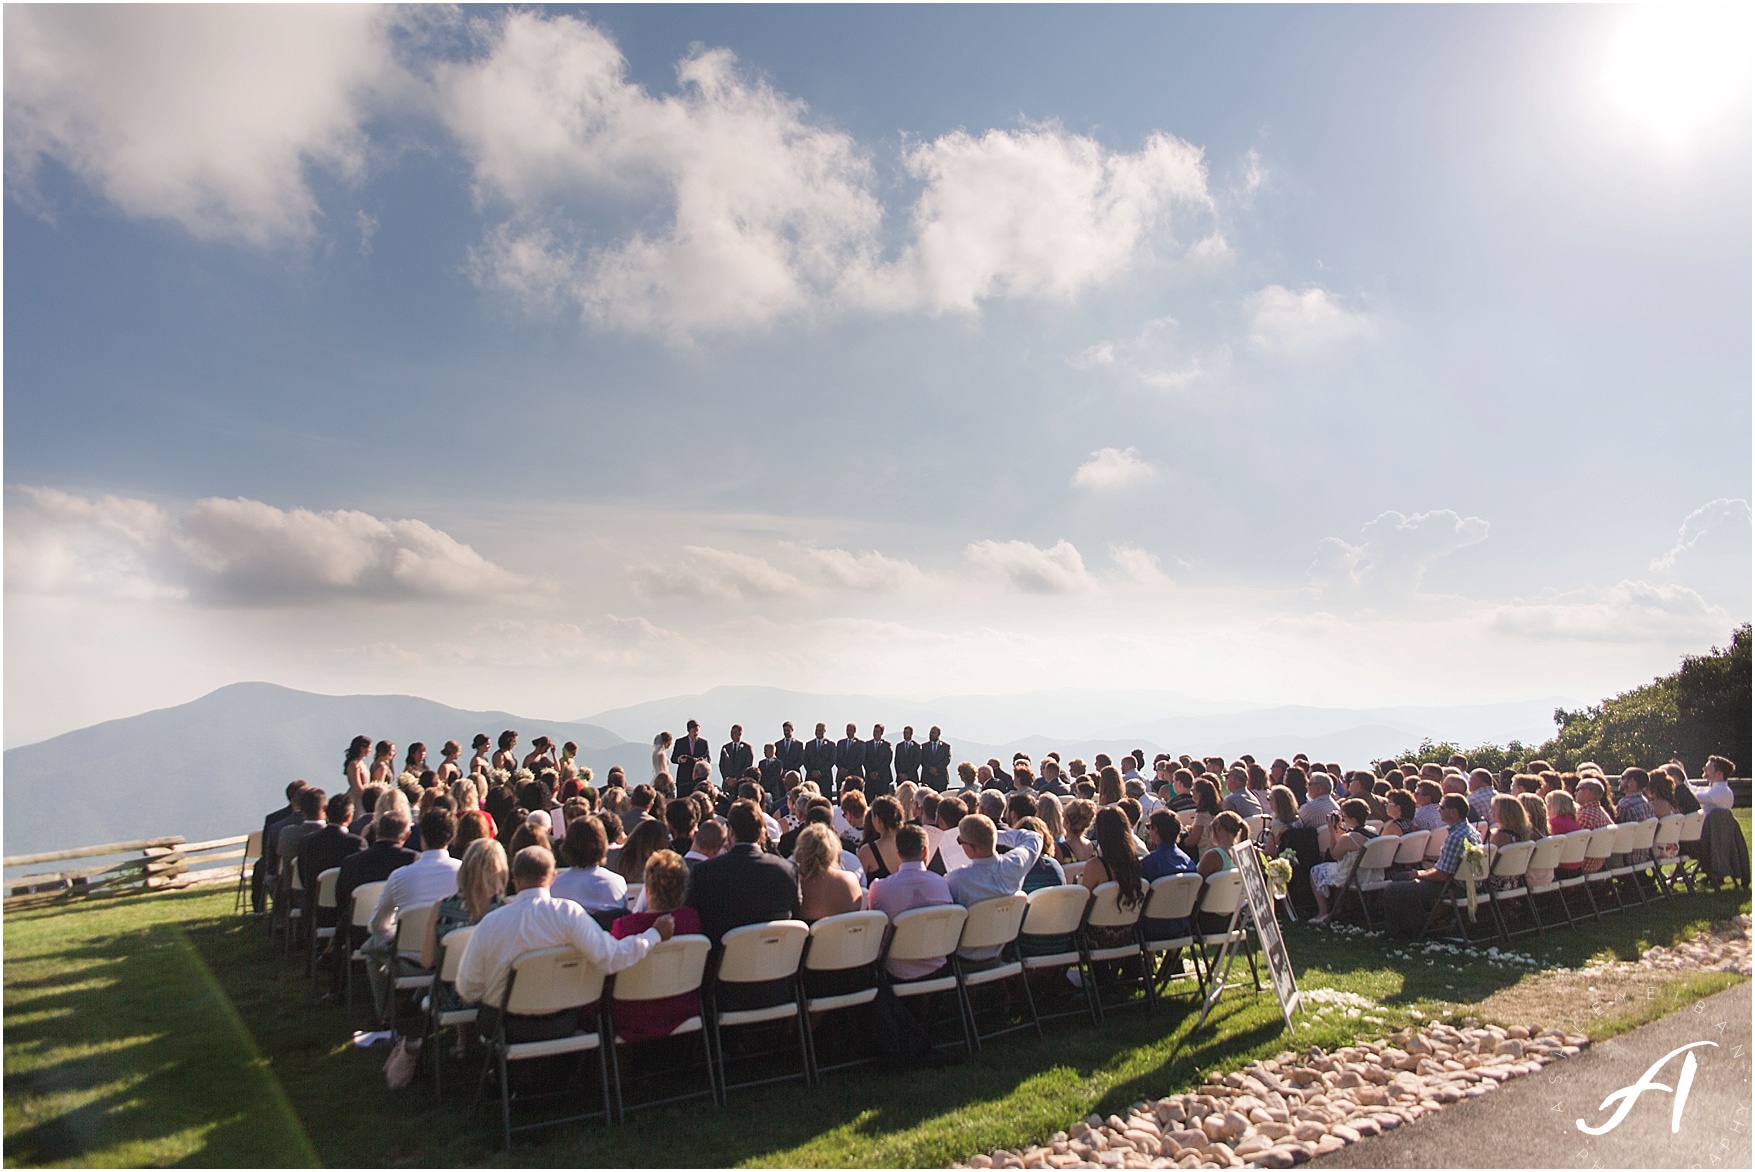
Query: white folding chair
[
  {"left": 1391, "top": 830, "right": 1430, "bottom": 872},
  {"left": 1651, "top": 813, "right": 1689, "bottom": 896},
  {"left": 1582, "top": 826, "right": 1623, "bottom": 916},
  {"left": 1191, "top": 871, "right": 1258, "bottom": 999},
  {"left": 1483, "top": 841, "right": 1537, "bottom": 941},
  {"left": 344, "top": 881, "right": 387, "bottom": 1011},
  {"left": 1338, "top": 836, "right": 1403, "bottom": 931},
  {"left": 1674, "top": 811, "right": 1707, "bottom": 891},
  {"left": 308, "top": 867, "right": 341, "bottom": 976},
  {"left": 955, "top": 895, "right": 1036, "bottom": 1050},
  {"left": 1061, "top": 861, "right": 1086, "bottom": 884},
  {"left": 606, "top": 934, "right": 713, "bottom": 1118},
  {"left": 236, "top": 829, "right": 263, "bottom": 915},
  {"left": 423, "top": 924, "right": 479, "bottom": 1105},
  {"left": 799, "top": 911, "right": 887, "bottom": 1082},
  {"left": 1522, "top": 837, "right": 1568, "bottom": 931},
  {"left": 1080, "top": 881, "right": 1150, "bottom": 1023},
  {"left": 387, "top": 902, "right": 439, "bottom": 1032},
  {"left": 1553, "top": 828, "right": 1595, "bottom": 924},
  {"left": 1018, "top": 885, "right": 1094, "bottom": 1025},
  {"left": 881, "top": 904, "right": 970, "bottom": 1053},
  {"left": 1618, "top": 820, "right": 1661, "bottom": 903},
  {"left": 477, "top": 947, "right": 612, "bottom": 1150},
  {"left": 283, "top": 865, "right": 306, "bottom": 958},
  {"left": 706, "top": 920, "right": 809, "bottom": 1105},
  {"left": 1141, "top": 873, "right": 1203, "bottom": 999},
  {"left": 1243, "top": 816, "right": 1267, "bottom": 846}
]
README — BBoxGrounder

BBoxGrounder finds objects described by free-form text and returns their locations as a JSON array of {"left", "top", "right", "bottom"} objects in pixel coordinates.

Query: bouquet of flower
[
  {"left": 1455, "top": 839, "right": 1489, "bottom": 920},
  {"left": 1264, "top": 850, "right": 1296, "bottom": 895}
]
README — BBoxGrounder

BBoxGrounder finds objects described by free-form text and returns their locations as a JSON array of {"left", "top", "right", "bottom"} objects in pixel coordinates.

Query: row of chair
[
  {"left": 1407, "top": 814, "right": 1707, "bottom": 944},
  {"left": 390, "top": 872, "right": 1262, "bottom": 1148}
]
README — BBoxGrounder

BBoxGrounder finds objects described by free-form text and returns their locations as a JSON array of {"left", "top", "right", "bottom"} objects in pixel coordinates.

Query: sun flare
[{"left": 1601, "top": 6, "right": 1750, "bottom": 142}]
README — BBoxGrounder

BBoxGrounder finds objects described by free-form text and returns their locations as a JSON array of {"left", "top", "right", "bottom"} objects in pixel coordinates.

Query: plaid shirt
[
  {"left": 1466, "top": 786, "right": 1495, "bottom": 824},
  {"left": 1577, "top": 799, "right": 1614, "bottom": 872},
  {"left": 1435, "top": 819, "right": 1480, "bottom": 877},
  {"left": 1615, "top": 793, "right": 1655, "bottom": 863}
]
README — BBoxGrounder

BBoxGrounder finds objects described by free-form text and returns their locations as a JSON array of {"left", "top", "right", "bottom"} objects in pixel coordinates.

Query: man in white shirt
[
  {"left": 364, "top": 809, "right": 462, "bottom": 1024},
  {"left": 1698, "top": 755, "right": 1737, "bottom": 811},
  {"left": 945, "top": 815, "right": 1043, "bottom": 963},
  {"left": 456, "top": 845, "right": 672, "bottom": 1042}
]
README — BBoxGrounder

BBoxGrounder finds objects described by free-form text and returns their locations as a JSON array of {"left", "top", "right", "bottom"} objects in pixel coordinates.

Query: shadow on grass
[{"left": 4, "top": 905, "right": 315, "bottom": 1168}]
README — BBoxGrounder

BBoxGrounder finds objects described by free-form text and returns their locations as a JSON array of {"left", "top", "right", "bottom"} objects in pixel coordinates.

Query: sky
[{"left": 4, "top": 4, "right": 1750, "bottom": 748}]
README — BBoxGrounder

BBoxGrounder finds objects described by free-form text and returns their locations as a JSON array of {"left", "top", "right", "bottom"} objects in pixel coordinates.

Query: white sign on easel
[{"left": 1195, "top": 842, "right": 1301, "bottom": 1030}]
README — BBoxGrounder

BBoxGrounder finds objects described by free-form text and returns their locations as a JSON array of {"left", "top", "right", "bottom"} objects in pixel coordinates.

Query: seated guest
[
  {"left": 1615, "top": 769, "right": 1657, "bottom": 864},
  {"left": 1077, "top": 806, "right": 1146, "bottom": 924},
  {"left": 610, "top": 850, "right": 704, "bottom": 1042},
  {"left": 418, "top": 838, "right": 508, "bottom": 1014},
  {"left": 795, "top": 824, "right": 864, "bottom": 922},
  {"left": 1166, "top": 769, "right": 1197, "bottom": 814},
  {"left": 1411, "top": 781, "right": 1445, "bottom": 832},
  {"left": 1309, "top": 800, "right": 1374, "bottom": 924},
  {"left": 456, "top": 846, "right": 671, "bottom": 1042},
  {"left": 1262, "top": 786, "right": 1299, "bottom": 853},
  {"left": 795, "top": 801, "right": 866, "bottom": 878},
  {"left": 685, "top": 820, "right": 725, "bottom": 869},
  {"left": 614, "top": 819, "right": 670, "bottom": 886},
  {"left": 867, "top": 825, "right": 955, "bottom": 979},
  {"left": 1383, "top": 796, "right": 1479, "bottom": 938},
  {"left": 1381, "top": 790, "right": 1416, "bottom": 836},
  {"left": 1346, "top": 774, "right": 1387, "bottom": 821},
  {"left": 1466, "top": 770, "right": 1497, "bottom": 824},
  {"left": 1222, "top": 767, "right": 1264, "bottom": 819},
  {"left": 859, "top": 796, "right": 907, "bottom": 882},
  {"left": 836, "top": 790, "right": 868, "bottom": 852},
  {"left": 364, "top": 809, "right": 461, "bottom": 1024},
  {"left": 1193, "top": 812, "right": 1247, "bottom": 933},
  {"left": 1034, "top": 794, "right": 1070, "bottom": 862},
  {"left": 332, "top": 808, "right": 418, "bottom": 982},
  {"left": 1004, "top": 791, "right": 1037, "bottom": 829},
  {"left": 621, "top": 784, "right": 657, "bottom": 836},
  {"left": 1575, "top": 779, "right": 1616, "bottom": 873},
  {"left": 684, "top": 800, "right": 802, "bottom": 1010},
  {"left": 945, "top": 814, "right": 1044, "bottom": 963},
  {"left": 1297, "top": 773, "right": 1341, "bottom": 829},
  {"left": 275, "top": 785, "right": 328, "bottom": 905},
  {"left": 297, "top": 792, "right": 365, "bottom": 929},
  {"left": 1657, "top": 763, "right": 1700, "bottom": 815},
  {"left": 930, "top": 796, "right": 973, "bottom": 874},
  {"left": 256, "top": 779, "right": 309, "bottom": 913},
  {"left": 1517, "top": 793, "right": 1556, "bottom": 885},
  {"left": 1697, "top": 756, "right": 1736, "bottom": 811},
  {"left": 550, "top": 816, "right": 628, "bottom": 914},
  {"left": 1185, "top": 780, "right": 1224, "bottom": 855},
  {"left": 1014, "top": 816, "right": 1067, "bottom": 892},
  {"left": 449, "top": 810, "right": 492, "bottom": 860},
  {"left": 1141, "top": 811, "right": 1197, "bottom": 881},
  {"left": 664, "top": 799, "right": 698, "bottom": 855}
]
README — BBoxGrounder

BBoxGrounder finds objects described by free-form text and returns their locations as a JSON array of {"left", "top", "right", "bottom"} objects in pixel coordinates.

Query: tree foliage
[{"left": 1393, "top": 625, "right": 1751, "bottom": 776}]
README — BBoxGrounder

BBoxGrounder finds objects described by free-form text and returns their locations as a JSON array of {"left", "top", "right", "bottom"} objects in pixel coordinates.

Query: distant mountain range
[{"left": 1, "top": 681, "right": 1568, "bottom": 857}]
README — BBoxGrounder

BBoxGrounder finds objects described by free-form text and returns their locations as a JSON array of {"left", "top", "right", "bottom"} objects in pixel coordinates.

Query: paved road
[{"left": 1311, "top": 982, "right": 1751, "bottom": 1169}]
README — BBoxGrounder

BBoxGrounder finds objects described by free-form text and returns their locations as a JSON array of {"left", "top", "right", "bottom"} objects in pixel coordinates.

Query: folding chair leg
[
  {"left": 498, "top": 1048, "right": 513, "bottom": 1152},
  {"left": 597, "top": 1036, "right": 616, "bottom": 1128},
  {"left": 797, "top": 998, "right": 817, "bottom": 1084},
  {"left": 1523, "top": 890, "right": 1544, "bottom": 935},
  {"left": 1020, "top": 964, "right": 1043, "bottom": 1037}
]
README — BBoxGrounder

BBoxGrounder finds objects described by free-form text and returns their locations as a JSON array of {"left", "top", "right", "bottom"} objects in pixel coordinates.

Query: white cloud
[
  {"left": 444, "top": 12, "right": 1212, "bottom": 338},
  {"left": 795, "top": 546, "right": 927, "bottom": 592},
  {"left": 1244, "top": 284, "right": 1373, "bottom": 354},
  {"left": 1109, "top": 544, "right": 1171, "bottom": 585},
  {"left": 856, "top": 123, "right": 1212, "bottom": 314},
  {"left": 443, "top": 13, "right": 881, "bottom": 338},
  {"left": 1651, "top": 497, "right": 1751, "bottom": 572},
  {"left": 1490, "top": 580, "right": 1731, "bottom": 644},
  {"left": 5, "top": 487, "right": 532, "bottom": 604},
  {"left": 1071, "top": 447, "right": 1159, "bottom": 492},
  {"left": 5, "top": 5, "right": 396, "bottom": 247},
  {"left": 965, "top": 538, "right": 1099, "bottom": 595},
  {"left": 629, "top": 545, "right": 809, "bottom": 603},
  {"left": 1070, "top": 316, "right": 1213, "bottom": 391},
  {"left": 1310, "top": 509, "right": 1490, "bottom": 598}
]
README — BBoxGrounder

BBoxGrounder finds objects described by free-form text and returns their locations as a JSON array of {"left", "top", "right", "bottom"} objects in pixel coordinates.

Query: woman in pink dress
[{"left": 609, "top": 851, "right": 702, "bottom": 1042}]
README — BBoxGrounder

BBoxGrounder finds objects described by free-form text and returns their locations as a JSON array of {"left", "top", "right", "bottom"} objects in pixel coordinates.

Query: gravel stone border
[{"left": 954, "top": 1023, "right": 1591, "bottom": 1170}]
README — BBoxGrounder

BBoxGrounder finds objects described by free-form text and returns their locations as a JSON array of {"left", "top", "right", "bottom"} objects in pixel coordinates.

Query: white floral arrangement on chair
[
  {"left": 1455, "top": 839, "right": 1489, "bottom": 920},
  {"left": 1264, "top": 850, "right": 1296, "bottom": 895}
]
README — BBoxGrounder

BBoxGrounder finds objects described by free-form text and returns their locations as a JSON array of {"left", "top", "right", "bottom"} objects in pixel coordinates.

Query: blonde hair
[
  {"left": 643, "top": 849, "right": 688, "bottom": 913},
  {"left": 1034, "top": 794, "right": 1065, "bottom": 840},
  {"left": 1492, "top": 794, "right": 1531, "bottom": 841},
  {"left": 1064, "top": 798, "right": 1096, "bottom": 839},
  {"left": 458, "top": 838, "right": 508, "bottom": 923},
  {"left": 794, "top": 824, "right": 841, "bottom": 883},
  {"left": 1518, "top": 793, "right": 1549, "bottom": 837}
]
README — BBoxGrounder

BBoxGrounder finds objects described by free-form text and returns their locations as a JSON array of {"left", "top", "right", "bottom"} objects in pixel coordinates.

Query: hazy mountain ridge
[{"left": 4, "top": 681, "right": 1569, "bottom": 857}]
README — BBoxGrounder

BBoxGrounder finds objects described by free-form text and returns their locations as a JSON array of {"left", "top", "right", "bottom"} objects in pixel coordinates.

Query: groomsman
[
  {"left": 864, "top": 724, "right": 894, "bottom": 797},
  {"left": 803, "top": 723, "right": 836, "bottom": 789},
  {"left": 834, "top": 723, "right": 866, "bottom": 792},
  {"left": 893, "top": 726, "right": 921, "bottom": 784},
  {"left": 776, "top": 722, "right": 805, "bottom": 777},
  {"left": 719, "top": 724, "right": 753, "bottom": 783},
  {"left": 671, "top": 720, "right": 708, "bottom": 795},
  {"left": 758, "top": 743, "right": 784, "bottom": 791},
  {"left": 920, "top": 726, "right": 951, "bottom": 791}
]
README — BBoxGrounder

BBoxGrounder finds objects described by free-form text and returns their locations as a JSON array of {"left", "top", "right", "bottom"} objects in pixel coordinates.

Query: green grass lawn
[{"left": 6, "top": 814, "right": 1749, "bottom": 1168}]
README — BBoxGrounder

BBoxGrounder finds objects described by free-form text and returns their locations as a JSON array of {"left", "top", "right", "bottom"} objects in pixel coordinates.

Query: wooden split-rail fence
[{"left": 3, "top": 833, "right": 251, "bottom": 911}]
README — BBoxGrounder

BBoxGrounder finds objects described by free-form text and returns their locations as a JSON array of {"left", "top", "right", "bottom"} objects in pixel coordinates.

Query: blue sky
[{"left": 5, "top": 4, "right": 1750, "bottom": 746}]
